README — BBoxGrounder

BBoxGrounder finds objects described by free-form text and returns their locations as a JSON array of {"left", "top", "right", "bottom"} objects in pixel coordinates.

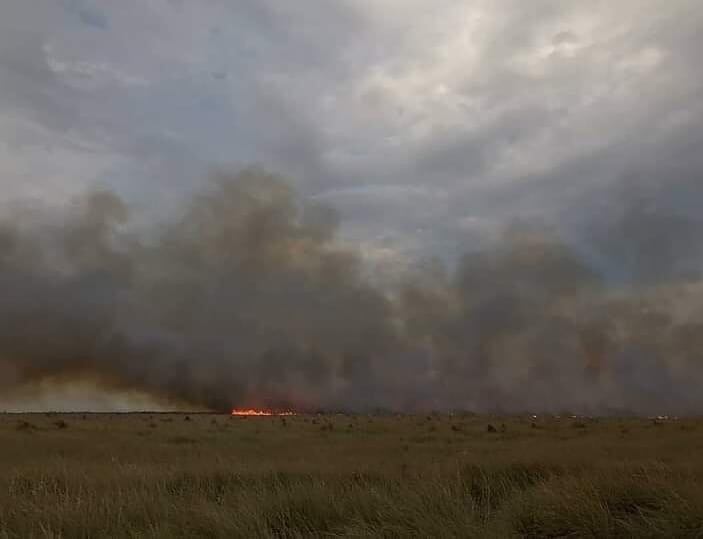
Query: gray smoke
[{"left": 1, "top": 168, "right": 702, "bottom": 414}]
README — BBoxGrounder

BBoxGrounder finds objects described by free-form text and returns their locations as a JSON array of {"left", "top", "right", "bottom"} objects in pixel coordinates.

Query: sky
[
  {"left": 2, "top": 0, "right": 702, "bottom": 274},
  {"left": 1, "top": 1, "right": 703, "bottom": 413}
]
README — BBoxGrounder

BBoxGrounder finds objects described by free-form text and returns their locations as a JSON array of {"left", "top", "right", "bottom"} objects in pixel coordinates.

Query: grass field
[{"left": 2, "top": 413, "right": 703, "bottom": 538}]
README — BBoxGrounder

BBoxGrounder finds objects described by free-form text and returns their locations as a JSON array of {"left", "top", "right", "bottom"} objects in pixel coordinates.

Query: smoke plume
[{"left": 2, "top": 168, "right": 702, "bottom": 414}]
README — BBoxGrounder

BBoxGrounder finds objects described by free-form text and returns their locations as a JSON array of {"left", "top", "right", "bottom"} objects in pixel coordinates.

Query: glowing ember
[{"left": 231, "top": 409, "right": 295, "bottom": 416}]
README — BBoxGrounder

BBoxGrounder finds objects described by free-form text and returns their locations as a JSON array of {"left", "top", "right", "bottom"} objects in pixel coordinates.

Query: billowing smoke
[{"left": 1, "top": 168, "right": 702, "bottom": 415}]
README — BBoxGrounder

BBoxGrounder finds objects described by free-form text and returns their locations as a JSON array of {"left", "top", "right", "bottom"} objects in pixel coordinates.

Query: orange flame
[{"left": 231, "top": 408, "right": 296, "bottom": 416}]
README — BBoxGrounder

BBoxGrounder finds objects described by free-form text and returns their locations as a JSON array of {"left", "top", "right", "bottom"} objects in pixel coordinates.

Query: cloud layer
[{"left": 1, "top": 2, "right": 702, "bottom": 412}]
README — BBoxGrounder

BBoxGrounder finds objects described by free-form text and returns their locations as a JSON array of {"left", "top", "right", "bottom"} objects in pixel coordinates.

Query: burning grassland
[
  {"left": 1, "top": 169, "right": 703, "bottom": 415},
  {"left": 231, "top": 408, "right": 296, "bottom": 417}
]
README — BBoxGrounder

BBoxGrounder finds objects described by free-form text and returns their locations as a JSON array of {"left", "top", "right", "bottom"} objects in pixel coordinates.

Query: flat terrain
[{"left": 2, "top": 413, "right": 703, "bottom": 537}]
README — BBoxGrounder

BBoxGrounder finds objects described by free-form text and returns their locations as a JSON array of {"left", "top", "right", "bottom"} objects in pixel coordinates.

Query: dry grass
[{"left": 1, "top": 413, "right": 703, "bottom": 537}]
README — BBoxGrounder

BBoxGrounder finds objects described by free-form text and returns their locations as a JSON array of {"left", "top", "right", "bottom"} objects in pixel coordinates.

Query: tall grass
[{"left": 1, "top": 414, "right": 703, "bottom": 537}]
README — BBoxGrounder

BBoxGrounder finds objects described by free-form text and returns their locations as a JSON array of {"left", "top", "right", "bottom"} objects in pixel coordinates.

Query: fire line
[{"left": 231, "top": 409, "right": 296, "bottom": 416}]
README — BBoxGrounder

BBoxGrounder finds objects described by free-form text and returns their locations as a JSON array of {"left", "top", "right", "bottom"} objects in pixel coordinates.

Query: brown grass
[{"left": 1, "top": 413, "right": 703, "bottom": 537}]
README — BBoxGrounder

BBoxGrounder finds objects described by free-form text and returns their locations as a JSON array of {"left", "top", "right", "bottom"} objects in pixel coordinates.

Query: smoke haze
[{"left": 2, "top": 168, "right": 702, "bottom": 415}]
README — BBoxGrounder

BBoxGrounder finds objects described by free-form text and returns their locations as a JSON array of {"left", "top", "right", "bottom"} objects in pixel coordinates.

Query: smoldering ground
[{"left": 1, "top": 168, "right": 702, "bottom": 415}]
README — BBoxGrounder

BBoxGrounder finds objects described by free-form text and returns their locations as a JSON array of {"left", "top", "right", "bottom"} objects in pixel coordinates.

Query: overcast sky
[{"left": 2, "top": 1, "right": 702, "bottom": 276}]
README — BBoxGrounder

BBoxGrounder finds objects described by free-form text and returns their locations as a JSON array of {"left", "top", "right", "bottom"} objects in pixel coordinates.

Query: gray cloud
[
  {"left": 63, "top": 0, "right": 109, "bottom": 30},
  {"left": 1, "top": 2, "right": 703, "bottom": 412}
]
